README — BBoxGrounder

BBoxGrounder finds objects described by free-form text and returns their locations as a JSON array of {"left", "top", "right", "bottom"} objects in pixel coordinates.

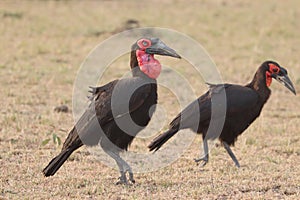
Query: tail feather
[
  {"left": 148, "top": 128, "right": 179, "bottom": 152},
  {"left": 42, "top": 149, "right": 74, "bottom": 177}
]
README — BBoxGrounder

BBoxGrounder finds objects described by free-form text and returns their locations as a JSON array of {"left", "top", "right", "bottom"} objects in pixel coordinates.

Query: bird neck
[
  {"left": 247, "top": 68, "right": 271, "bottom": 103},
  {"left": 130, "top": 50, "right": 139, "bottom": 72},
  {"left": 130, "top": 50, "right": 161, "bottom": 79}
]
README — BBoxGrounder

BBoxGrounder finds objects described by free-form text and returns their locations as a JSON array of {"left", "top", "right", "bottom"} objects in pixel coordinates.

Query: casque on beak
[
  {"left": 272, "top": 72, "right": 296, "bottom": 95},
  {"left": 145, "top": 39, "right": 181, "bottom": 59}
]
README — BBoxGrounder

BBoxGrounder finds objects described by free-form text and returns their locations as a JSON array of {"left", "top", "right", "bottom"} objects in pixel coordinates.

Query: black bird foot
[
  {"left": 116, "top": 175, "right": 128, "bottom": 185},
  {"left": 116, "top": 179, "right": 128, "bottom": 185},
  {"left": 194, "top": 157, "right": 208, "bottom": 167},
  {"left": 115, "top": 172, "right": 135, "bottom": 185},
  {"left": 116, "top": 172, "right": 128, "bottom": 185},
  {"left": 88, "top": 86, "right": 98, "bottom": 95},
  {"left": 87, "top": 86, "right": 98, "bottom": 101},
  {"left": 129, "top": 172, "right": 135, "bottom": 184}
]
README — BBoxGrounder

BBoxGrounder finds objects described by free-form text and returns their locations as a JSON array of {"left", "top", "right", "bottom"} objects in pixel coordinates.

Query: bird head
[
  {"left": 264, "top": 61, "right": 296, "bottom": 95},
  {"left": 131, "top": 38, "right": 181, "bottom": 79}
]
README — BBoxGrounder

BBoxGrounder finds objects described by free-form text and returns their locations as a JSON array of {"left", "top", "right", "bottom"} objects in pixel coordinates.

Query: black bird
[
  {"left": 43, "top": 38, "right": 181, "bottom": 184},
  {"left": 148, "top": 61, "right": 296, "bottom": 167}
]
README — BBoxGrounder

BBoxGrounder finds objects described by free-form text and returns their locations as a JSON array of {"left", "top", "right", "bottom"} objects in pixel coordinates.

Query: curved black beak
[
  {"left": 272, "top": 73, "right": 296, "bottom": 95},
  {"left": 145, "top": 39, "right": 181, "bottom": 59}
]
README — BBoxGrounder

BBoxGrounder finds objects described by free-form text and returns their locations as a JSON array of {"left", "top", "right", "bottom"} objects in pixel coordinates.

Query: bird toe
[{"left": 194, "top": 158, "right": 208, "bottom": 167}]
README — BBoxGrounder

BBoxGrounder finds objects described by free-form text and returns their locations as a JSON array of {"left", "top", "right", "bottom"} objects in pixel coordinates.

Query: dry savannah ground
[{"left": 1, "top": 0, "right": 300, "bottom": 199}]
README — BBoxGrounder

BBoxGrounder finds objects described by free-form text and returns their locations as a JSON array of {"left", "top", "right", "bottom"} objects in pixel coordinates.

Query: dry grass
[{"left": 1, "top": 0, "right": 300, "bottom": 199}]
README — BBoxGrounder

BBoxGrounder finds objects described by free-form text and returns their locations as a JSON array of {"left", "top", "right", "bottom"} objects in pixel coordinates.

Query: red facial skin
[
  {"left": 136, "top": 50, "right": 162, "bottom": 79},
  {"left": 266, "top": 63, "right": 280, "bottom": 87},
  {"left": 135, "top": 38, "right": 162, "bottom": 79}
]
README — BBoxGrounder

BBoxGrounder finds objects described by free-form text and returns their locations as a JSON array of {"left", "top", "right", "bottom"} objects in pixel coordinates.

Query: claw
[
  {"left": 116, "top": 172, "right": 128, "bottom": 185},
  {"left": 194, "top": 157, "right": 208, "bottom": 167},
  {"left": 129, "top": 172, "right": 135, "bottom": 184},
  {"left": 116, "top": 180, "right": 128, "bottom": 185},
  {"left": 115, "top": 171, "right": 136, "bottom": 185},
  {"left": 88, "top": 86, "right": 98, "bottom": 94},
  {"left": 87, "top": 86, "right": 100, "bottom": 101}
]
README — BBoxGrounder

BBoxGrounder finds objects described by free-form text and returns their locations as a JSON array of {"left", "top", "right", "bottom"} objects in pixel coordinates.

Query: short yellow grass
[{"left": 0, "top": 0, "right": 299, "bottom": 199}]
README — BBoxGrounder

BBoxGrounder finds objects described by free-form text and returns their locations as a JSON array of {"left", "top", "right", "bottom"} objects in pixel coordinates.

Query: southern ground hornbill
[
  {"left": 148, "top": 61, "right": 296, "bottom": 167},
  {"left": 42, "top": 38, "right": 181, "bottom": 184}
]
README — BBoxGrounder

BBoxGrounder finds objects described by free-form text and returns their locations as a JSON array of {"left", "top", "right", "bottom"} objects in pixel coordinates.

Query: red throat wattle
[
  {"left": 265, "top": 71, "right": 272, "bottom": 87},
  {"left": 136, "top": 50, "right": 161, "bottom": 79}
]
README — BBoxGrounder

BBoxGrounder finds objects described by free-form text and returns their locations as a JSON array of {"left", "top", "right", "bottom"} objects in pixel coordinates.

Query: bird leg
[
  {"left": 114, "top": 159, "right": 127, "bottom": 184},
  {"left": 122, "top": 160, "right": 135, "bottom": 184},
  {"left": 194, "top": 138, "right": 209, "bottom": 167},
  {"left": 118, "top": 171, "right": 127, "bottom": 185},
  {"left": 104, "top": 149, "right": 135, "bottom": 184},
  {"left": 223, "top": 142, "right": 240, "bottom": 168}
]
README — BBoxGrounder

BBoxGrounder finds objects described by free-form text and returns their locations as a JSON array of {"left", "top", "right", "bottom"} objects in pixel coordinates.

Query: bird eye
[
  {"left": 268, "top": 63, "right": 280, "bottom": 74},
  {"left": 137, "top": 39, "right": 151, "bottom": 49},
  {"left": 142, "top": 40, "right": 149, "bottom": 46}
]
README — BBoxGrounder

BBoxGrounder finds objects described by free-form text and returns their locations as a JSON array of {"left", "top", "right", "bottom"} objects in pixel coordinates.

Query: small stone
[{"left": 54, "top": 105, "right": 69, "bottom": 113}]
